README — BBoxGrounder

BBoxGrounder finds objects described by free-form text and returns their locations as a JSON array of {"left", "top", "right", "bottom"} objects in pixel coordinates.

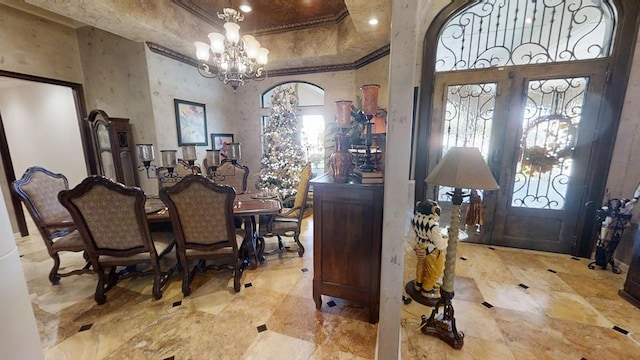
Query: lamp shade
[
  {"left": 136, "top": 144, "right": 155, "bottom": 162},
  {"left": 335, "top": 100, "right": 352, "bottom": 128},
  {"left": 227, "top": 142, "right": 241, "bottom": 161},
  {"left": 425, "top": 147, "right": 499, "bottom": 191},
  {"left": 181, "top": 145, "right": 197, "bottom": 161},
  {"left": 361, "top": 84, "right": 380, "bottom": 116},
  {"left": 161, "top": 150, "right": 177, "bottom": 167},
  {"left": 371, "top": 116, "right": 386, "bottom": 134},
  {"left": 206, "top": 149, "right": 221, "bottom": 167}
]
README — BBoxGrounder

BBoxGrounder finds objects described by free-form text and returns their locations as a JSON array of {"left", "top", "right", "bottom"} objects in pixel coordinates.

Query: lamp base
[
  {"left": 420, "top": 290, "right": 464, "bottom": 349},
  {"left": 404, "top": 281, "right": 440, "bottom": 307}
]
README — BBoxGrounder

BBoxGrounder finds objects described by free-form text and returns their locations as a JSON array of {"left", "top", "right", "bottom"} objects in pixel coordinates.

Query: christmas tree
[{"left": 258, "top": 86, "right": 307, "bottom": 199}]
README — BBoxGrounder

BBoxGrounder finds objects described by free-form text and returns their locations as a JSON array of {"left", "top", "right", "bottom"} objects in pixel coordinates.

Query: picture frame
[
  {"left": 174, "top": 99, "right": 208, "bottom": 146},
  {"left": 211, "top": 133, "right": 235, "bottom": 158}
]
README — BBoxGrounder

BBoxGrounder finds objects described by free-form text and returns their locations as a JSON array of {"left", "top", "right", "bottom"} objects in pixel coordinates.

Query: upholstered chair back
[
  {"left": 289, "top": 162, "right": 313, "bottom": 219},
  {"left": 13, "top": 166, "right": 71, "bottom": 228},
  {"left": 59, "top": 176, "right": 151, "bottom": 253},
  {"left": 214, "top": 161, "right": 249, "bottom": 194},
  {"left": 160, "top": 175, "right": 237, "bottom": 249}
]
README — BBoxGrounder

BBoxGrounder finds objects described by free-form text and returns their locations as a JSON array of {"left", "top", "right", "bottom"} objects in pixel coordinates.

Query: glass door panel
[{"left": 512, "top": 77, "right": 587, "bottom": 209}]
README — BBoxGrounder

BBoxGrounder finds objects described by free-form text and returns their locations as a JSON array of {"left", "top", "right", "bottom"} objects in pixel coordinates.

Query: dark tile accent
[
  {"left": 518, "top": 283, "right": 529, "bottom": 289},
  {"left": 547, "top": 269, "right": 557, "bottom": 273},
  {"left": 301, "top": 268, "right": 309, "bottom": 272},
  {"left": 482, "top": 301, "right": 493, "bottom": 308},
  {"left": 245, "top": 282, "right": 253, "bottom": 288},
  {"left": 172, "top": 301, "right": 182, "bottom": 307},
  {"left": 327, "top": 300, "right": 337, "bottom": 307},
  {"left": 163, "top": 356, "right": 175, "bottom": 360},
  {"left": 613, "top": 326, "right": 629, "bottom": 335},
  {"left": 488, "top": 246, "right": 495, "bottom": 250},
  {"left": 257, "top": 324, "right": 267, "bottom": 333},
  {"left": 78, "top": 323, "right": 93, "bottom": 332},
  {"left": 460, "top": 257, "right": 467, "bottom": 261},
  {"left": 571, "top": 256, "right": 581, "bottom": 261}
]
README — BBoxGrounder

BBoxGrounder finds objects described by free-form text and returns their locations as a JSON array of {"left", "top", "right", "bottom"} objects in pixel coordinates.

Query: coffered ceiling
[{"left": 3, "top": 0, "right": 391, "bottom": 76}]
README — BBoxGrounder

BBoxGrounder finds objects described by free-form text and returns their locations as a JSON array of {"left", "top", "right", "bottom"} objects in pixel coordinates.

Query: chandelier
[{"left": 194, "top": 8, "right": 269, "bottom": 91}]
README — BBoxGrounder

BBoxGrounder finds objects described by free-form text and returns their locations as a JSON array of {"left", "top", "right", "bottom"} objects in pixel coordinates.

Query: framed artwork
[
  {"left": 211, "top": 133, "right": 234, "bottom": 158},
  {"left": 174, "top": 99, "right": 208, "bottom": 146}
]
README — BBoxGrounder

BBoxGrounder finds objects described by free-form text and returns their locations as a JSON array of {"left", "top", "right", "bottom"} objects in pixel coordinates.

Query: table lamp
[{"left": 420, "top": 147, "right": 499, "bottom": 349}]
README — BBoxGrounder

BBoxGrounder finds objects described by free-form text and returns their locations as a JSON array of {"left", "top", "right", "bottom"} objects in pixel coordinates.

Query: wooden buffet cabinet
[
  {"left": 620, "top": 234, "right": 640, "bottom": 307},
  {"left": 311, "top": 173, "right": 383, "bottom": 324}
]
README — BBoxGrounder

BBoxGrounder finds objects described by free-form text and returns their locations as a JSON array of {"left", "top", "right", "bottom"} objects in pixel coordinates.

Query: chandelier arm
[{"left": 197, "top": 64, "right": 217, "bottom": 79}]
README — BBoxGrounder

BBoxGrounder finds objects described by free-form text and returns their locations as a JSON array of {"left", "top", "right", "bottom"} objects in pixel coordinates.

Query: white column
[
  {"left": 0, "top": 190, "right": 43, "bottom": 359},
  {"left": 376, "top": 0, "right": 419, "bottom": 359}
]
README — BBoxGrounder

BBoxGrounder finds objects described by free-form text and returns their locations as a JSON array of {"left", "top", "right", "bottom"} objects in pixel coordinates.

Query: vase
[{"left": 331, "top": 133, "right": 351, "bottom": 183}]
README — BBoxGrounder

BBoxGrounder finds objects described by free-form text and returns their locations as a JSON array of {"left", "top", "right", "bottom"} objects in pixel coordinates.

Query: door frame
[
  {"left": 414, "top": 0, "right": 640, "bottom": 257},
  {"left": 0, "top": 70, "right": 92, "bottom": 236}
]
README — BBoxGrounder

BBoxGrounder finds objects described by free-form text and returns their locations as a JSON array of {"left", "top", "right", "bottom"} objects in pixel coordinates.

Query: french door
[{"left": 427, "top": 61, "right": 607, "bottom": 253}]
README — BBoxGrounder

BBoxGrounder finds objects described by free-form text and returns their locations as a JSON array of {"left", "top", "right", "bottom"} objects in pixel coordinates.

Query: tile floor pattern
[{"left": 15, "top": 215, "right": 640, "bottom": 359}]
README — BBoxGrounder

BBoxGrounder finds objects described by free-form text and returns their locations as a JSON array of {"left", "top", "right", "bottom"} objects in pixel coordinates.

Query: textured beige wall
[
  {"left": 0, "top": 5, "right": 83, "bottom": 83},
  {"left": 76, "top": 27, "right": 157, "bottom": 192},
  {"left": 144, "top": 48, "right": 235, "bottom": 195}
]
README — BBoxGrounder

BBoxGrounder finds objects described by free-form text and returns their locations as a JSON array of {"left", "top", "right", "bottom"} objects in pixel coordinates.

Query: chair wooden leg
[
  {"left": 95, "top": 264, "right": 107, "bottom": 305},
  {"left": 49, "top": 253, "right": 61, "bottom": 285},
  {"left": 152, "top": 266, "right": 163, "bottom": 300},
  {"left": 294, "top": 234, "right": 305, "bottom": 257},
  {"left": 182, "top": 260, "right": 192, "bottom": 297},
  {"left": 233, "top": 265, "right": 241, "bottom": 293}
]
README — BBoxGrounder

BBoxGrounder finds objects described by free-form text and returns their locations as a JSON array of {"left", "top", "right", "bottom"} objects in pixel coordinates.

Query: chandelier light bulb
[
  {"left": 224, "top": 22, "right": 241, "bottom": 44},
  {"left": 242, "top": 35, "right": 260, "bottom": 58},
  {"left": 194, "top": 41, "right": 210, "bottom": 61},
  {"left": 208, "top": 32, "right": 226, "bottom": 54},
  {"left": 257, "top": 48, "right": 269, "bottom": 65}
]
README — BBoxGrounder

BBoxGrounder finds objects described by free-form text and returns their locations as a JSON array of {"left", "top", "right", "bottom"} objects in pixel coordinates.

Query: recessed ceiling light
[
  {"left": 239, "top": 4, "right": 252, "bottom": 13},
  {"left": 369, "top": 18, "right": 379, "bottom": 26},
  {"left": 525, "top": 17, "right": 532, "bottom": 24}
]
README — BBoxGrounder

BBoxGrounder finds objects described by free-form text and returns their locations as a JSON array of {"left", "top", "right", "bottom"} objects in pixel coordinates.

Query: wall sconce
[{"left": 136, "top": 144, "right": 157, "bottom": 178}]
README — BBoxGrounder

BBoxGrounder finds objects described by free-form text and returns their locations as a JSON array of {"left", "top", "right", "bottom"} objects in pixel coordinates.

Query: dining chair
[
  {"left": 58, "top": 176, "right": 174, "bottom": 304},
  {"left": 159, "top": 174, "right": 244, "bottom": 295},
  {"left": 260, "top": 162, "right": 312, "bottom": 257},
  {"left": 214, "top": 160, "right": 249, "bottom": 194},
  {"left": 12, "top": 166, "right": 91, "bottom": 284}
]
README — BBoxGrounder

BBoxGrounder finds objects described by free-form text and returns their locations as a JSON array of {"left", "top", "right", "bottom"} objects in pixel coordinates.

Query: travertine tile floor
[{"left": 16, "top": 215, "right": 640, "bottom": 359}]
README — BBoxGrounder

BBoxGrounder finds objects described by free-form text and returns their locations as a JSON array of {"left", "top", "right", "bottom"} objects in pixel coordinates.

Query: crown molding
[{"left": 145, "top": 42, "right": 390, "bottom": 77}]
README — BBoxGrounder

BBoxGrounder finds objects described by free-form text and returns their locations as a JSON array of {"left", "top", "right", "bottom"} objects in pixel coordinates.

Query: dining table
[{"left": 145, "top": 190, "right": 282, "bottom": 270}]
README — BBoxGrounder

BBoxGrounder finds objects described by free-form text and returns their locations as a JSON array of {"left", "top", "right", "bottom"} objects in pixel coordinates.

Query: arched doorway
[{"left": 415, "top": 0, "right": 640, "bottom": 255}]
